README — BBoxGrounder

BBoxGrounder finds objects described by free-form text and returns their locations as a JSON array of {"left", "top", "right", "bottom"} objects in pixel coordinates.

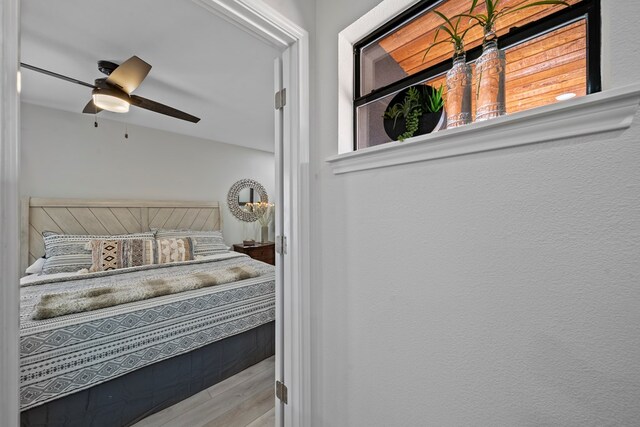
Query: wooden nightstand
[{"left": 232, "top": 242, "right": 275, "bottom": 265}]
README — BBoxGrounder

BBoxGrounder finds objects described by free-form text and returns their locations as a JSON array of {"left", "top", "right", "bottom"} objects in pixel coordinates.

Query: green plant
[
  {"left": 383, "top": 85, "right": 444, "bottom": 142},
  {"left": 423, "top": 11, "right": 477, "bottom": 62},
  {"left": 462, "top": 0, "right": 568, "bottom": 99},
  {"left": 398, "top": 108, "right": 422, "bottom": 141},
  {"left": 425, "top": 84, "right": 444, "bottom": 113},
  {"left": 383, "top": 86, "right": 423, "bottom": 141},
  {"left": 462, "top": 0, "right": 569, "bottom": 33}
]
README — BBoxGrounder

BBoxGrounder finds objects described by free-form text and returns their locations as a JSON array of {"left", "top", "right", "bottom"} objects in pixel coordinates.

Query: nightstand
[{"left": 232, "top": 242, "right": 275, "bottom": 265}]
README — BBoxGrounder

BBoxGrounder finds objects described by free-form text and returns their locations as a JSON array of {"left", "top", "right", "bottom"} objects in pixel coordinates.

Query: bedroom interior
[
  {"left": 16, "top": 0, "right": 284, "bottom": 426},
  {"left": 3, "top": 0, "right": 640, "bottom": 426}
]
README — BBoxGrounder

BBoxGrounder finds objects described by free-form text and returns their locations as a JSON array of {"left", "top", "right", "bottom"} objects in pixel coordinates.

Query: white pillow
[{"left": 25, "top": 257, "right": 46, "bottom": 275}]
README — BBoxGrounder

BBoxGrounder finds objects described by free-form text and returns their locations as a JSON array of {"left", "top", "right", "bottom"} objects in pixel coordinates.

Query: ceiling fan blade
[
  {"left": 106, "top": 56, "right": 151, "bottom": 94},
  {"left": 130, "top": 95, "right": 200, "bottom": 123},
  {"left": 82, "top": 100, "right": 102, "bottom": 114},
  {"left": 20, "top": 62, "right": 96, "bottom": 89}
]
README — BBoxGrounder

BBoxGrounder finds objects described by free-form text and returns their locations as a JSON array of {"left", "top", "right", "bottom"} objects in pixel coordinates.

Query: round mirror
[{"left": 227, "top": 179, "right": 269, "bottom": 222}]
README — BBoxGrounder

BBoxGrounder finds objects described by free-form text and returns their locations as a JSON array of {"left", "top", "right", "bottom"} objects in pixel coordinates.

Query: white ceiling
[{"left": 20, "top": 0, "right": 280, "bottom": 152}]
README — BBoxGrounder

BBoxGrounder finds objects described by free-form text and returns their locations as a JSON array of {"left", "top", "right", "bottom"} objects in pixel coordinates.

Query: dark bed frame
[{"left": 20, "top": 321, "right": 275, "bottom": 427}]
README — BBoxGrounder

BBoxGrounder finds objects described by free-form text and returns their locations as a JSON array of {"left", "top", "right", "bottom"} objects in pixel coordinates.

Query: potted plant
[
  {"left": 383, "top": 84, "right": 445, "bottom": 142},
  {"left": 460, "top": 0, "right": 569, "bottom": 120},
  {"left": 423, "top": 12, "right": 476, "bottom": 128},
  {"left": 425, "top": 84, "right": 445, "bottom": 119},
  {"left": 422, "top": 11, "right": 476, "bottom": 60}
]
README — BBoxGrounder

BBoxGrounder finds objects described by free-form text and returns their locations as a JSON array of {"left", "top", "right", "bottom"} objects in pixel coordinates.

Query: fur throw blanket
[{"left": 33, "top": 265, "right": 259, "bottom": 320}]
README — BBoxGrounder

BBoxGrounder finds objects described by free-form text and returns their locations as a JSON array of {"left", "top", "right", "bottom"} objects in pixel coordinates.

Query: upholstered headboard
[{"left": 21, "top": 197, "right": 222, "bottom": 273}]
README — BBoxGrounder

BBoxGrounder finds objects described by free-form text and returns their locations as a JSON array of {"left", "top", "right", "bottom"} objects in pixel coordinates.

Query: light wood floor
[{"left": 132, "top": 356, "right": 275, "bottom": 427}]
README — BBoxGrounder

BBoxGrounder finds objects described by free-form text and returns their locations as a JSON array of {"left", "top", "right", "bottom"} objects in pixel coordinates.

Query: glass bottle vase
[
  {"left": 475, "top": 29, "right": 506, "bottom": 121},
  {"left": 242, "top": 221, "right": 256, "bottom": 243},
  {"left": 445, "top": 51, "right": 472, "bottom": 128}
]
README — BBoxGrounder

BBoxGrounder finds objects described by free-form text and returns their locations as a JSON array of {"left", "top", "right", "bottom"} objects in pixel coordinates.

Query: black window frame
[{"left": 353, "top": 0, "right": 601, "bottom": 150}]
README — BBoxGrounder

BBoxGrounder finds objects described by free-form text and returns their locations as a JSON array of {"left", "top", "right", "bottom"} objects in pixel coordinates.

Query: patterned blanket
[{"left": 20, "top": 253, "right": 275, "bottom": 410}]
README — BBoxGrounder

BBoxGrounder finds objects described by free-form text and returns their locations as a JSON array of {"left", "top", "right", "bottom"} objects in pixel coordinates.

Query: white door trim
[
  {"left": 0, "top": 0, "right": 21, "bottom": 425},
  {"left": 0, "top": 1, "right": 310, "bottom": 426},
  {"left": 274, "top": 55, "right": 285, "bottom": 425},
  {"left": 192, "top": 0, "right": 306, "bottom": 48}
]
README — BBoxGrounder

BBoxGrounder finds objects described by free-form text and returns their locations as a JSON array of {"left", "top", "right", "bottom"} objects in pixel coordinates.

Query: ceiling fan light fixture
[{"left": 92, "top": 89, "right": 130, "bottom": 113}]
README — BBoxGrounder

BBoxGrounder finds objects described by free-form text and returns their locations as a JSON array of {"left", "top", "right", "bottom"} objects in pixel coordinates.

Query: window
[{"left": 353, "top": 0, "right": 601, "bottom": 150}]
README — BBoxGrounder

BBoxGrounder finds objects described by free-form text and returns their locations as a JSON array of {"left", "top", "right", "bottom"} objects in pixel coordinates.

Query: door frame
[
  {"left": 0, "top": 0, "right": 310, "bottom": 426},
  {"left": 0, "top": 0, "right": 21, "bottom": 425}
]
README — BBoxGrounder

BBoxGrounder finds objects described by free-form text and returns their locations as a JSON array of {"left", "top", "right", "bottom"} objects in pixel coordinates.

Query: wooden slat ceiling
[
  {"left": 421, "top": 19, "right": 586, "bottom": 115},
  {"left": 362, "top": 0, "right": 587, "bottom": 117},
  {"left": 372, "top": 0, "right": 582, "bottom": 81}
]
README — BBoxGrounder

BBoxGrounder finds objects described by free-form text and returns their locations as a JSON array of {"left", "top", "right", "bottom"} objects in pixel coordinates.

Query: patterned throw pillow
[
  {"left": 88, "top": 237, "right": 194, "bottom": 272},
  {"left": 88, "top": 239, "right": 156, "bottom": 272},
  {"left": 154, "top": 229, "right": 228, "bottom": 257},
  {"left": 155, "top": 237, "right": 195, "bottom": 264},
  {"left": 41, "top": 232, "right": 155, "bottom": 274}
]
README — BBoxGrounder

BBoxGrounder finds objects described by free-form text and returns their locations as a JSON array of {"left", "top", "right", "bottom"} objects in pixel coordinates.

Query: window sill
[{"left": 327, "top": 84, "right": 640, "bottom": 175}]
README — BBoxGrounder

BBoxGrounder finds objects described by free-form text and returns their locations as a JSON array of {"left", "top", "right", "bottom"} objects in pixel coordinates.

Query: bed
[{"left": 18, "top": 198, "right": 276, "bottom": 427}]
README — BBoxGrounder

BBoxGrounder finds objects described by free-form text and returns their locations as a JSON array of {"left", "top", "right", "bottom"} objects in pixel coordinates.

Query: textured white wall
[
  {"left": 20, "top": 102, "right": 275, "bottom": 246},
  {"left": 308, "top": 0, "right": 640, "bottom": 426}
]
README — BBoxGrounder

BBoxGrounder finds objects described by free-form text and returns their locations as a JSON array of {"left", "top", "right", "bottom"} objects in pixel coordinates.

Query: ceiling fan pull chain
[{"left": 94, "top": 113, "right": 98, "bottom": 128}]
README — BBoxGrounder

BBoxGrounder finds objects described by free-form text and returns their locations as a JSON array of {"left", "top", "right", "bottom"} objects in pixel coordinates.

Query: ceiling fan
[{"left": 20, "top": 56, "right": 200, "bottom": 123}]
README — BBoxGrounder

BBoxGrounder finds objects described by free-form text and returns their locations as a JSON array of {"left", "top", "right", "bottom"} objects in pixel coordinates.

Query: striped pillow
[
  {"left": 88, "top": 237, "right": 194, "bottom": 272},
  {"left": 41, "top": 231, "right": 155, "bottom": 274},
  {"left": 153, "top": 229, "right": 229, "bottom": 257}
]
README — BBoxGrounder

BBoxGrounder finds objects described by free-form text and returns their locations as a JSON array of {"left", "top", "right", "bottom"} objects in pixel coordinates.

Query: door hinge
[
  {"left": 275, "top": 380, "right": 288, "bottom": 404},
  {"left": 275, "top": 235, "right": 287, "bottom": 255},
  {"left": 275, "top": 88, "right": 287, "bottom": 110}
]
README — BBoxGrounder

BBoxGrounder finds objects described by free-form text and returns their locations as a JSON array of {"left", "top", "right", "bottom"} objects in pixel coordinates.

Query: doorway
[{"left": 0, "top": 0, "right": 310, "bottom": 426}]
